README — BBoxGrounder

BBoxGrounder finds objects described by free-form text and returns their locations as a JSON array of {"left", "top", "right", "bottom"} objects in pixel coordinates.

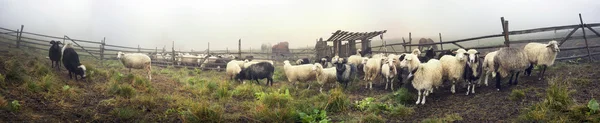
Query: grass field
[{"left": 0, "top": 45, "right": 599, "bottom": 122}]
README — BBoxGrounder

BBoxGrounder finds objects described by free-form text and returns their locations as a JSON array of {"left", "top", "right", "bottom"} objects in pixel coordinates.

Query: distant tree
[{"left": 261, "top": 43, "right": 271, "bottom": 53}]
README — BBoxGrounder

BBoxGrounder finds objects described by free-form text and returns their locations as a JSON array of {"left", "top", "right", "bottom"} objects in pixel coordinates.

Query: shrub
[
  {"left": 589, "top": 99, "right": 599, "bottom": 114},
  {"left": 392, "top": 87, "right": 414, "bottom": 104},
  {"left": 356, "top": 97, "right": 375, "bottom": 111},
  {"left": 111, "top": 107, "right": 139, "bottom": 120},
  {"left": 509, "top": 89, "right": 526, "bottom": 101},
  {"left": 182, "top": 102, "right": 224, "bottom": 123},
  {"left": 326, "top": 88, "right": 349, "bottom": 113},
  {"left": 206, "top": 81, "right": 218, "bottom": 91},
  {"left": 108, "top": 83, "right": 136, "bottom": 98},
  {"left": 25, "top": 81, "right": 41, "bottom": 93},
  {"left": 215, "top": 84, "right": 231, "bottom": 99},
  {"left": 361, "top": 114, "right": 384, "bottom": 123},
  {"left": 33, "top": 64, "right": 49, "bottom": 76},
  {"left": 253, "top": 89, "right": 297, "bottom": 122},
  {"left": 9, "top": 100, "right": 21, "bottom": 112},
  {"left": 298, "top": 109, "right": 331, "bottom": 123},
  {"left": 5, "top": 59, "right": 26, "bottom": 84}
]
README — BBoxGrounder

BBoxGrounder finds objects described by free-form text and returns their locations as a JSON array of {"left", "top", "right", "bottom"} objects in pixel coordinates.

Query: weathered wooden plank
[
  {"left": 558, "top": 27, "right": 580, "bottom": 46},
  {"left": 404, "top": 34, "right": 504, "bottom": 46},
  {"left": 507, "top": 24, "right": 580, "bottom": 35},
  {"left": 587, "top": 26, "right": 600, "bottom": 37},
  {"left": 326, "top": 30, "right": 341, "bottom": 41},
  {"left": 556, "top": 52, "right": 600, "bottom": 61}
]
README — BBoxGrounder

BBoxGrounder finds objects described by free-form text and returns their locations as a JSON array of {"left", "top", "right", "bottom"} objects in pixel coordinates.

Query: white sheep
[
  {"left": 330, "top": 56, "right": 340, "bottom": 64},
  {"left": 493, "top": 47, "right": 530, "bottom": 91},
  {"left": 226, "top": 60, "right": 242, "bottom": 80},
  {"left": 479, "top": 51, "right": 498, "bottom": 87},
  {"left": 381, "top": 58, "right": 397, "bottom": 91},
  {"left": 523, "top": 40, "right": 560, "bottom": 80},
  {"left": 439, "top": 48, "right": 467, "bottom": 94},
  {"left": 400, "top": 54, "right": 443, "bottom": 105},
  {"left": 283, "top": 60, "right": 317, "bottom": 89},
  {"left": 347, "top": 54, "right": 363, "bottom": 66},
  {"left": 117, "top": 51, "right": 152, "bottom": 81},
  {"left": 363, "top": 57, "right": 386, "bottom": 89},
  {"left": 312, "top": 63, "right": 337, "bottom": 93}
]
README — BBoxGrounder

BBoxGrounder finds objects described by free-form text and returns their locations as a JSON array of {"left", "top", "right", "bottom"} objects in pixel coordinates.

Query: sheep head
[
  {"left": 312, "top": 63, "right": 323, "bottom": 74},
  {"left": 400, "top": 54, "right": 420, "bottom": 71},
  {"left": 466, "top": 49, "right": 480, "bottom": 64},
  {"left": 547, "top": 40, "right": 560, "bottom": 52},
  {"left": 412, "top": 49, "right": 421, "bottom": 56},
  {"left": 452, "top": 49, "right": 468, "bottom": 61},
  {"left": 117, "top": 51, "right": 125, "bottom": 59},
  {"left": 77, "top": 65, "right": 87, "bottom": 78}
]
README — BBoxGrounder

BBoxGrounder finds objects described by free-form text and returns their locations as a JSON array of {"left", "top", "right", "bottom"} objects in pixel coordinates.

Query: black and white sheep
[
  {"left": 463, "top": 49, "right": 482, "bottom": 95},
  {"left": 493, "top": 47, "right": 530, "bottom": 91},
  {"left": 524, "top": 40, "right": 560, "bottom": 80},
  {"left": 333, "top": 58, "right": 356, "bottom": 88},
  {"left": 235, "top": 62, "right": 275, "bottom": 86},
  {"left": 61, "top": 43, "right": 86, "bottom": 80},
  {"left": 117, "top": 51, "right": 152, "bottom": 81},
  {"left": 48, "top": 40, "right": 62, "bottom": 70}
]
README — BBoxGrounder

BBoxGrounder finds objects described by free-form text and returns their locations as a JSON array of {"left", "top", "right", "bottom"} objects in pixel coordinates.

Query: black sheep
[
  {"left": 62, "top": 44, "right": 86, "bottom": 80},
  {"left": 334, "top": 58, "right": 356, "bottom": 88},
  {"left": 48, "top": 40, "right": 62, "bottom": 70},
  {"left": 297, "top": 58, "right": 310, "bottom": 64},
  {"left": 235, "top": 62, "right": 274, "bottom": 86},
  {"left": 419, "top": 47, "right": 436, "bottom": 62},
  {"left": 436, "top": 50, "right": 454, "bottom": 59}
]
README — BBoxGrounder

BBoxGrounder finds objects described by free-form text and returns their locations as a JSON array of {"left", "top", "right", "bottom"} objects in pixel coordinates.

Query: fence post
[
  {"left": 172, "top": 41, "right": 175, "bottom": 64},
  {"left": 100, "top": 37, "right": 105, "bottom": 62},
  {"left": 501, "top": 17, "right": 510, "bottom": 47},
  {"left": 408, "top": 32, "right": 412, "bottom": 52},
  {"left": 238, "top": 39, "right": 242, "bottom": 59},
  {"left": 207, "top": 42, "right": 210, "bottom": 55},
  {"left": 578, "top": 13, "right": 592, "bottom": 61},
  {"left": 16, "top": 25, "right": 23, "bottom": 48},
  {"left": 439, "top": 33, "right": 444, "bottom": 51}
]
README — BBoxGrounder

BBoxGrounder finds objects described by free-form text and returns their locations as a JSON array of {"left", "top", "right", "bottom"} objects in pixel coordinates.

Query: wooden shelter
[{"left": 317, "top": 30, "right": 386, "bottom": 58}]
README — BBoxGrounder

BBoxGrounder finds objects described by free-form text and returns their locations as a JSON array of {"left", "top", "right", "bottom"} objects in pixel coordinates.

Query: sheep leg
[
  {"left": 472, "top": 81, "right": 476, "bottom": 94},
  {"left": 385, "top": 78, "right": 388, "bottom": 90},
  {"left": 421, "top": 90, "right": 427, "bottom": 104},
  {"left": 484, "top": 71, "right": 490, "bottom": 86},
  {"left": 307, "top": 84, "right": 311, "bottom": 90},
  {"left": 391, "top": 78, "right": 394, "bottom": 91},
  {"left": 525, "top": 64, "right": 534, "bottom": 76},
  {"left": 515, "top": 72, "right": 520, "bottom": 85},
  {"left": 451, "top": 80, "right": 456, "bottom": 94},
  {"left": 538, "top": 65, "right": 547, "bottom": 80},
  {"left": 148, "top": 65, "right": 152, "bottom": 81},
  {"left": 495, "top": 72, "right": 502, "bottom": 91},
  {"left": 466, "top": 81, "right": 470, "bottom": 95},
  {"left": 508, "top": 73, "right": 515, "bottom": 86},
  {"left": 369, "top": 82, "right": 373, "bottom": 90},
  {"left": 268, "top": 77, "right": 273, "bottom": 86},
  {"left": 416, "top": 90, "right": 422, "bottom": 105}
]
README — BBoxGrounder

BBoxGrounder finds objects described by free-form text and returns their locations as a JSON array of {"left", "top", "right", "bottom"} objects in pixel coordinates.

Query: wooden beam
[
  {"left": 586, "top": 26, "right": 600, "bottom": 37},
  {"left": 508, "top": 24, "right": 581, "bottom": 35},
  {"left": 326, "top": 30, "right": 341, "bottom": 41},
  {"left": 578, "top": 13, "right": 592, "bottom": 61},
  {"left": 452, "top": 42, "right": 465, "bottom": 49},
  {"left": 439, "top": 33, "right": 444, "bottom": 50},
  {"left": 558, "top": 27, "right": 580, "bottom": 46},
  {"left": 404, "top": 34, "right": 504, "bottom": 46}
]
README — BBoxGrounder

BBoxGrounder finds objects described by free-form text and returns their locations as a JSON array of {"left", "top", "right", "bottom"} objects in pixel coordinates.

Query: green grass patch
[
  {"left": 298, "top": 109, "right": 331, "bottom": 123},
  {"left": 519, "top": 77, "right": 600, "bottom": 122},
  {"left": 325, "top": 88, "right": 350, "bottom": 113},
  {"left": 421, "top": 113, "right": 463, "bottom": 123},
  {"left": 361, "top": 113, "right": 385, "bottom": 123},
  {"left": 108, "top": 82, "right": 136, "bottom": 98},
  {"left": 181, "top": 101, "right": 224, "bottom": 123},
  {"left": 8, "top": 100, "right": 21, "bottom": 112},
  {"left": 232, "top": 84, "right": 261, "bottom": 99},
  {"left": 111, "top": 107, "right": 140, "bottom": 120},
  {"left": 509, "top": 89, "right": 526, "bottom": 101},
  {"left": 252, "top": 89, "right": 298, "bottom": 122}
]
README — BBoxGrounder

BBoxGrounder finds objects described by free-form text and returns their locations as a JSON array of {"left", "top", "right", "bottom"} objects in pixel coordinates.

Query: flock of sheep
[
  {"left": 225, "top": 40, "right": 561, "bottom": 105},
  {"left": 46, "top": 40, "right": 561, "bottom": 106}
]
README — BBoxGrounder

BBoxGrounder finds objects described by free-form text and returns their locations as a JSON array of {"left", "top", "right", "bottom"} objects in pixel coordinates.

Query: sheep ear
[
  {"left": 50, "top": 41, "right": 55, "bottom": 44},
  {"left": 452, "top": 51, "right": 457, "bottom": 54},
  {"left": 546, "top": 44, "right": 554, "bottom": 47}
]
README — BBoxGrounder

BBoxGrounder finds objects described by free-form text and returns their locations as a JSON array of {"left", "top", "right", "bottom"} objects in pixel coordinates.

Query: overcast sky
[{"left": 1, "top": 0, "right": 599, "bottom": 51}]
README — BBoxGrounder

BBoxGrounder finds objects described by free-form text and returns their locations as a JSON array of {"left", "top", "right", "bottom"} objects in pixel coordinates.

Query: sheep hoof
[
  {"left": 538, "top": 78, "right": 542, "bottom": 81},
  {"left": 496, "top": 89, "right": 500, "bottom": 91}
]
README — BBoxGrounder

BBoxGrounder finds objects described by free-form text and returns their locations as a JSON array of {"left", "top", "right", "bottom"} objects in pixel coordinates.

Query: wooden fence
[
  {"left": 371, "top": 14, "right": 600, "bottom": 61},
  {"left": 0, "top": 26, "right": 315, "bottom": 71}
]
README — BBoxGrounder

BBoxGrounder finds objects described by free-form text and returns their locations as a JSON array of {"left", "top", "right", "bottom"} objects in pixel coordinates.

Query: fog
[{"left": 1, "top": 0, "right": 599, "bottom": 51}]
